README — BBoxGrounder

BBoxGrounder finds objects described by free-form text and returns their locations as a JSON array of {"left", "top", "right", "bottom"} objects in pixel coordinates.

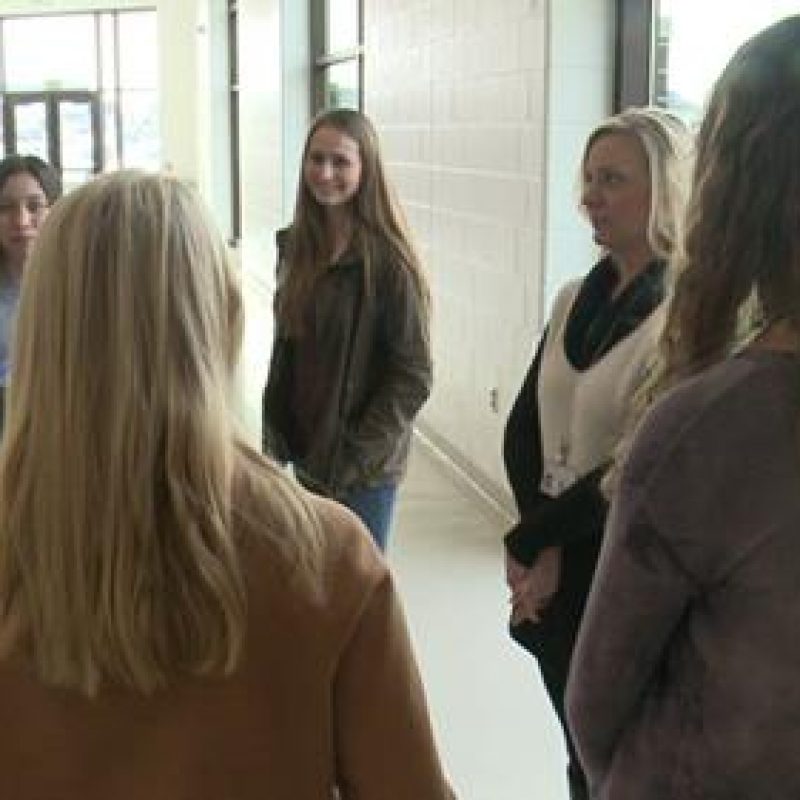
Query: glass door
[
  {"left": 3, "top": 91, "right": 102, "bottom": 189},
  {"left": 2, "top": 93, "right": 49, "bottom": 161}
]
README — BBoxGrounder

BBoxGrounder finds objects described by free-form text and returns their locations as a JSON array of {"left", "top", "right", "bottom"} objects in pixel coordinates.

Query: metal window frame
[
  {"left": 228, "top": 0, "right": 241, "bottom": 245},
  {"left": 4, "top": 90, "right": 103, "bottom": 174},
  {"left": 614, "top": 0, "right": 655, "bottom": 111},
  {"left": 311, "top": 0, "right": 363, "bottom": 114}
]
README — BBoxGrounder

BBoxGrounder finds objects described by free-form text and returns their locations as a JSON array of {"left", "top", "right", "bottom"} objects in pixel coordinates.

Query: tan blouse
[{"left": 0, "top": 495, "right": 455, "bottom": 799}]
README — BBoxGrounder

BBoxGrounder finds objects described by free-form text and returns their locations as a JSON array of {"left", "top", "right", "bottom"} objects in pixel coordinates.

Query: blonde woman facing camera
[
  {"left": 262, "top": 108, "right": 431, "bottom": 550},
  {"left": 503, "top": 108, "right": 690, "bottom": 799},
  {"left": 0, "top": 171, "right": 454, "bottom": 800}
]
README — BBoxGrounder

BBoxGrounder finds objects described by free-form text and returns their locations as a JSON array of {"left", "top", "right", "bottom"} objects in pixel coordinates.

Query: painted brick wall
[
  {"left": 365, "top": 0, "right": 548, "bottom": 500},
  {"left": 364, "top": 0, "right": 612, "bottom": 502}
]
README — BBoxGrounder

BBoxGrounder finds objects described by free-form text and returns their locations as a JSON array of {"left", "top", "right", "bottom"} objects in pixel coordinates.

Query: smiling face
[
  {"left": 0, "top": 171, "right": 50, "bottom": 276},
  {"left": 581, "top": 132, "right": 652, "bottom": 262},
  {"left": 303, "top": 125, "right": 363, "bottom": 210}
]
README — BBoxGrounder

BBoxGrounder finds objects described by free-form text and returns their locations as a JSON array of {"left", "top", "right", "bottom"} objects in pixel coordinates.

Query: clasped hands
[{"left": 506, "top": 545, "right": 562, "bottom": 626}]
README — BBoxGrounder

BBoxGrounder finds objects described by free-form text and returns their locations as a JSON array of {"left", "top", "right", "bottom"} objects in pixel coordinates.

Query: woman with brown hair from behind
[
  {"left": 568, "top": 15, "right": 800, "bottom": 799},
  {"left": 0, "top": 169, "right": 454, "bottom": 799}
]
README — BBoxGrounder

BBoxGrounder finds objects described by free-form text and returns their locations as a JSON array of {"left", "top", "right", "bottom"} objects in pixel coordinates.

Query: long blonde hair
[
  {"left": 0, "top": 170, "right": 320, "bottom": 695},
  {"left": 581, "top": 107, "right": 692, "bottom": 262},
  {"left": 278, "top": 108, "right": 429, "bottom": 336},
  {"left": 592, "top": 109, "right": 693, "bottom": 497}
]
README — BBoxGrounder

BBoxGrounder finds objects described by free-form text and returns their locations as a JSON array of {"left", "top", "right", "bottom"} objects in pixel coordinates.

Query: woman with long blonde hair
[
  {"left": 568, "top": 15, "right": 800, "bottom": 799},
  {"left": 0, "top": 170, "right": 453, "bottom": 799},
  {"left": 262, "top": 108, "right": 431, "bottom": 550}
]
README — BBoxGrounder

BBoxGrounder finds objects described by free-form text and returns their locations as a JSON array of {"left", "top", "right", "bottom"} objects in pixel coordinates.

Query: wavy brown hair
[
  {"left": 0, "top": 171, "right": 321, "bottom": 695},
  {"left": 661, "top": 15, "right": 800, "bottom": 385},
  {"left": 278, "top": 108, "right": 429, "bottom": 336}
]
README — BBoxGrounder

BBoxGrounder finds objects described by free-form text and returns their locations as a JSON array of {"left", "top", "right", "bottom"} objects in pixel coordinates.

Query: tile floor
[{"left": 388, "top": 441, "right": 569, "bottom": 800}]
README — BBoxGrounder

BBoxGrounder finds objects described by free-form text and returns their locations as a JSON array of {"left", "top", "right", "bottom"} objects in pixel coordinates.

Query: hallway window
[
  {"left": 312, "top": 0, "right": 362, "bottom": 111},
  {"left": 0, "top": 9, "right": 159, "bottom": 187},
  {"left": 653, "top": 1, "right": 798, "bottom": 125}
]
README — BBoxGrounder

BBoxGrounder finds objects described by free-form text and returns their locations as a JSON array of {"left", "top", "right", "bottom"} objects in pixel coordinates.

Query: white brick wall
[
  {"left": 365, "top": 0, "right": 613, "bottom": 502},
  {"left": 365, "top": 0, "right": 549, "bottom": 499}
]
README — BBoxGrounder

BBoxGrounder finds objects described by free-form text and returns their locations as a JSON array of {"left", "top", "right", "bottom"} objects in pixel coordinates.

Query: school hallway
[{"left": 234, "top": 271, "right": 569, "bottom": 800}]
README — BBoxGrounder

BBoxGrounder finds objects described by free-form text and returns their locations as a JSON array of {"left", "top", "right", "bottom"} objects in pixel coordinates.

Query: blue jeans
[{"left": 339, "top": 483, "right": 397, "bottom": 551}]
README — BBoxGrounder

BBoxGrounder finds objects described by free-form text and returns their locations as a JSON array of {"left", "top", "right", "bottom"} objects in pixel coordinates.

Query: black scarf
[{"left": 564, "top": 255, "right": 666, "bottom": 371}]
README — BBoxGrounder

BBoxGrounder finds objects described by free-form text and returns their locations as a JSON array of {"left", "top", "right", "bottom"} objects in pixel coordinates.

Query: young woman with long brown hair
[{"left": 262, "top": 108, "right": 431, "bottom": 551}]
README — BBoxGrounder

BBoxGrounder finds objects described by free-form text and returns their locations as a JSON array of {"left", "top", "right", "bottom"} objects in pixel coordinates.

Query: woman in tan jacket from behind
[{"left": 0, "top": 170, "right": 454, "bottom": 799}]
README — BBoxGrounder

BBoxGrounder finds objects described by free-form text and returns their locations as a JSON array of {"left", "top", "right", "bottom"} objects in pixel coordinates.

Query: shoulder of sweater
[
  {"left": 622, "top": 354, "right": 791, "bottom": 496},
  {"left": 308, "top": 494, "right": 390, "bottom": 612},
  {"left": 232, "top": 463, "right": 388, "bottom": 631}
]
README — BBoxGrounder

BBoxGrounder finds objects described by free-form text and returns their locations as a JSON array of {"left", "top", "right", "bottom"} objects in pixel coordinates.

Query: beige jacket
[{"left": 0, "top": 495, "right": 454, "bottom": 799}]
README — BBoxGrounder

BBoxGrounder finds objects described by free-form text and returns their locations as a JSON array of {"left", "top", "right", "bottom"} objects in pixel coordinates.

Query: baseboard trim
[{"left": 413, "top": 423, "right": 516, "bottom": 526}]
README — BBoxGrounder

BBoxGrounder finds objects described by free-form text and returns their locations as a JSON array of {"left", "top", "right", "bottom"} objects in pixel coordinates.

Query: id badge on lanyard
[
  {"left": 540, "top": 460, "right": 578, "bottom": 497},
  {"left": 540, "top": 436, "right": 577, "bottom": 498}
]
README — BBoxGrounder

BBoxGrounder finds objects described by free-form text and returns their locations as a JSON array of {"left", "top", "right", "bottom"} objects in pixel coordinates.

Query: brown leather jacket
[{"left": 262, "top": 229, "right": 432, "bottom": 496}]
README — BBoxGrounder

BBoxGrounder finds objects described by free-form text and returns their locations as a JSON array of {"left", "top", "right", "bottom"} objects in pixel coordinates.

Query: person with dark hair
[
  {"left": 567, "top": 15, "right": 800, "bottom": 799},
  {"left": 0, "top": 169, "right": 454, "bottom": 799},
  {"left": 0, "top": 154, "right": 61, "bottom": 425},
  {"left": 503, "top": 108, "right": 691, "bottom": 799},
  {"left": 262, "top": 108, "right": 432, "bottom": 550}
]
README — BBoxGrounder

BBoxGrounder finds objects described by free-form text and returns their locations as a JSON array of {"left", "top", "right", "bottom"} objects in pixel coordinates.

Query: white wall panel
[{"left": 365, "top": 0, "right": 613, "bottom": 503}]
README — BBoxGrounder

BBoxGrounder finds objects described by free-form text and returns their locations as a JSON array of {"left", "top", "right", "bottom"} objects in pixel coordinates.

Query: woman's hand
[{"left": 507, "top": 546, "right": 562, "bottom": 625}]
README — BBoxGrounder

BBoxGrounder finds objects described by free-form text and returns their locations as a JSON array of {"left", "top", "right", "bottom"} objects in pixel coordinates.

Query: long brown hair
[
  {"left": 0, "top": 171, "right": 320, "bottom": 695},
  {"left": 278, "top": 108, "right": 429, "bottom": 336},
  {"left": 661, "top": 15, "right": 800, "bottom": 385}
]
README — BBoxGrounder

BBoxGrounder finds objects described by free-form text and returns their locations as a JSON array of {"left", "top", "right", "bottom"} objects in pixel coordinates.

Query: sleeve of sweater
[
  {"left": 503, "top": 465, "right": 608, "bottom": 566},
  {"left": 502, "top": 329, "right": 548, "bottom": 517}
]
